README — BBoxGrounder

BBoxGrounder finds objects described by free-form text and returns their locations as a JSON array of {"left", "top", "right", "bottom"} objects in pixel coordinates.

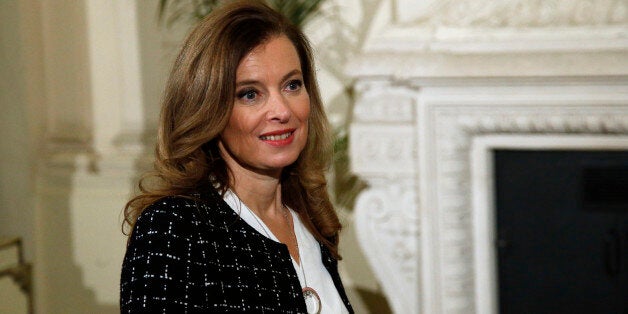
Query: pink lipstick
[{"left": 259, "top": 128, "right": 296, "bottom": 147}]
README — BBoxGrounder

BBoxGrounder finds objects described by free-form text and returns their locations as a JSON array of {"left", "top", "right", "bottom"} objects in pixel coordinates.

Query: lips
[
  {"left": 259, "top": 129, "right": 296, "bottom": 146},
  {"left": 260, "top": 132, "right": 292, "bottom": 141}
]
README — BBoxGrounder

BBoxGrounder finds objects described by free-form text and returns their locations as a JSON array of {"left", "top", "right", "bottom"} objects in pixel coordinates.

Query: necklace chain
[
  {"left": 245, "top": 201, "right": 307, "bottom": 287},
  {"left": 232, "top": 192, "right": 320, "bottom": 313},
  {"left": 283, "top": 206, "right": 308, "bottom": 288}
]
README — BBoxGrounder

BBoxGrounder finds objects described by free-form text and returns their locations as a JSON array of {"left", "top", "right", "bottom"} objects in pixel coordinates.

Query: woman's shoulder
[
  {"left": 138, "top": 196, "right": 200, "bottom": 222},
  {"left": 130, "top": 196, "right": 204, "bottom": 238},
  {"left": 133, "top": 193, "right": 230, "bottom": 234}
]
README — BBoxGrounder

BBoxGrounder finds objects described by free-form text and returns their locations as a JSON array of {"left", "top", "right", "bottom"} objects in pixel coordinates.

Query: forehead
[{"left": 236, "top": 36, "right": 301, "bottom": 79}]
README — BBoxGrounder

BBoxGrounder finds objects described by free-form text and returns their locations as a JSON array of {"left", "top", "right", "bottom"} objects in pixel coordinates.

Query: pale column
[
  {"left": 70, "top": 0, "right": 145, "bottom": 304},
  {"left": 36, "top": 0, "right": 147, "bottom": 312},
  {"left": 86, "top": 0, "right": 145, "bottom": 154}
]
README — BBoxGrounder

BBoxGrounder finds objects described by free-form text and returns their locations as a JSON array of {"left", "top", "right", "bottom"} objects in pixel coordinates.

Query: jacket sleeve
[{"left": 120, "top": 199, "right": 209, "bottom": 313}]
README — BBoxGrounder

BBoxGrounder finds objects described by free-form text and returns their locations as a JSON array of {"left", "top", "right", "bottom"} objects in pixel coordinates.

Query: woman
[{"left": 120, "top": 1, "right": 353, "bottom": 313}]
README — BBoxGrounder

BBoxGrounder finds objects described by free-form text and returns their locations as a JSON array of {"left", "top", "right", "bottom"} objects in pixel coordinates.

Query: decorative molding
[
  {"left": 396, "top": 0, "right": 628, "bottom": 27},
  {"left": 363, "top": 0, "right": 628, "bottom": 53},
  {"left": 349, "top": 77, "right": 628, "bottom": 314},
  {"left": 365, "top": 28, "right": 628, "bottom": 54},
  {"left": 353, "top": 88, "right": 416, "bottom": 123},
  {"left": 349, "top": 81, "right": 420, "bottom": 313},
  {"left": 419, "top": 84, "right": 628, "bottom": 314},
  {"left": 455, "top": 113, "right": 628, "bottom": 134},
  {"left": 350, "top": 124, "right": 415, "bottom": 176},
  {"left": 350, "top": 82, "right": 417, "bottom": 176},
  {"left": 347, "top": 52, "right": 628, "bottom": 80}
]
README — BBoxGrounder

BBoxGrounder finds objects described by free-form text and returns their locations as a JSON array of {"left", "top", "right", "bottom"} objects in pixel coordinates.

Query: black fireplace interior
[{"left": 494, "top": 150, "right": 628, "bottom": 314}]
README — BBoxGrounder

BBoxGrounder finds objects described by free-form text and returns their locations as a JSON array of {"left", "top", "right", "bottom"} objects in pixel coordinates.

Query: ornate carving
[
  {"left": 353, "top": 86, "right": 416, "bottom": 122},
  {"left": 350, "top": 124, "right": 415, "bottom": 176},
  {"left": 455, "top": 113, "right": 628, "bottom": 134},
  {"left": 353, "top": 179, "right": 420, "bottom": 314},
  {"left": 349, "top": 63, "right": 628, "bottom": 314},
  {"left": 398, "top": 0, "right": 628, "bottom": 27},
  {"left": 349, "top": 82, "right": 416, "bottom": 176},
  {"left": 349, "top": 80, "right": 420, "bottom": 313},
  {"left": 429, "top": 104, "right": 628, "bottom": 314}
]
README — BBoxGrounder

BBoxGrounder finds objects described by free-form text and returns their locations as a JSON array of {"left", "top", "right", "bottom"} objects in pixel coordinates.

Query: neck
[
  {"left": 232, "top": 177, "right": 283, "bottom": 217},
  {"left": 219, "top": 142, "right": 284, "bottom": 217}
]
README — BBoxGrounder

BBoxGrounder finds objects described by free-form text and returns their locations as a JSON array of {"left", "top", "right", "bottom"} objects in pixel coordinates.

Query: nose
[{"left": 267, "top": 93, "right": 291, "bottom": 123}]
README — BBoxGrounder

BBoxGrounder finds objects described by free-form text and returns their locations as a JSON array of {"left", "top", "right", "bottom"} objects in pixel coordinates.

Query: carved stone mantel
[
  {"left": 347, "top": 1, "right": 628, "bottom": 314},
  {"left": 349, "top": 77, "right": 628, "bottom": 314}
]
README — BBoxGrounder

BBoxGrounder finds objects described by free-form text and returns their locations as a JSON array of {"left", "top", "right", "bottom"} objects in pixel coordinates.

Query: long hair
[{"left": 124, "top": 0, "right": 341, "bottom": 258}]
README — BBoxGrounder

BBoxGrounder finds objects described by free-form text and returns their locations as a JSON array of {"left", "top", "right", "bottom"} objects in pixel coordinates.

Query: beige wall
[
  {"left": 1, "top": 1, "right": 42, "bottom": 312},
  {"left": 0, "top": 0, "right": 41, "bottom": 262},
  {"left": 1, "top": 0, "right": 124, "bottom": 312}
]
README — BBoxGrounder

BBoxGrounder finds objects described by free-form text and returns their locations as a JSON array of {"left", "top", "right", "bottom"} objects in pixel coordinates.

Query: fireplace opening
[{"left": 494, "top": 150, "right": 628, "bottom": 314}]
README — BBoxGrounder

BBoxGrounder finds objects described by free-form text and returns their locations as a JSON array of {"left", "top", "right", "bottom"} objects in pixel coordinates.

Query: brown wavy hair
[{"left": 124, "top": 0, "right": 341, "bottom": 258}]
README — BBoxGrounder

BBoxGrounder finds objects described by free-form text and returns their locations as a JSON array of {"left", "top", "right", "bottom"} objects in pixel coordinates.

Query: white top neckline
[{"left": 223, "top": 190, "right": 349, "bottom": 314}]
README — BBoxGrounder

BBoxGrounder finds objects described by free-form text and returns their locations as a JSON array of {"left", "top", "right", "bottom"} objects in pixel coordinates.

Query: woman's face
[{"left": 219, "top": 35, "right": 310, "bottom": 176}]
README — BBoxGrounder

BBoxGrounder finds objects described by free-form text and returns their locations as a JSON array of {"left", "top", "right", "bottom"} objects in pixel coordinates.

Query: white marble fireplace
[{"left": 346, "top": 1, "right": 628, "bottom": 313}]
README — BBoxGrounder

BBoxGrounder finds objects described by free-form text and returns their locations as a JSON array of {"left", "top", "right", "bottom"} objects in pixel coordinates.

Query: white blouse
[{"left": 224, "top": 190, "right": 349, "bottom": 314}]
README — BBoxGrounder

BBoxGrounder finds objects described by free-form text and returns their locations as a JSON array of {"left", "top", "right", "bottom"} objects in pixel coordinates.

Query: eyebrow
[{"left": 235, "top": 69, "right": 303, "bottom": 87}]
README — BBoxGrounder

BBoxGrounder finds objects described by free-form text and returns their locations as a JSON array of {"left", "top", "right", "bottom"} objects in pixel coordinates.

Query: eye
[
  {"left": 236, "top": 88, "right": 258, "bottom": 102},
  {"left": 285, "top": 79, "right": 303, "bottom": 92}
]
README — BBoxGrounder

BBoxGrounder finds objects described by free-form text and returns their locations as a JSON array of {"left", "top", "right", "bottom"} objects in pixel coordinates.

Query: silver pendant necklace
[
  {"left": 284, "top": 207, "right": 322, "bottom": 314},
  {"left": 238, "top": 195, "right": 322, "bottom": 314}
]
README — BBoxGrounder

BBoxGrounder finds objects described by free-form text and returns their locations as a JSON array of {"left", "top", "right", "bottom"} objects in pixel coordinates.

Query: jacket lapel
[{"left": 320, "top": 244, "right": 355, "bottom": 313}]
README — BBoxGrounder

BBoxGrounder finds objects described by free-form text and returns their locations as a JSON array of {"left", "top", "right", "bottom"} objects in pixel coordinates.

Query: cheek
[
  {"left": 298, "top": 98, "right": 312, "bottom": 122},
  {"left": 226, "top": 110, "right": 255, "bottom": 135},
  {"left": 299, "top": 104, "right": 311, "bottom": 144}
]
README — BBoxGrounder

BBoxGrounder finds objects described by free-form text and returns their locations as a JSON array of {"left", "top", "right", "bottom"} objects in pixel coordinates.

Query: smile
[
  {"left": 259, "top": 129, "right": 296, "bottom": 147},
  {"left": 259, "top": 130, "right": 294, "bottom": 141}
]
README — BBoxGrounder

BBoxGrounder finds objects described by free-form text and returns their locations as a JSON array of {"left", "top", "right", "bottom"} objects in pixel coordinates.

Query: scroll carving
[
  {"left": 350, "top": 81, "right": 420, "bottom": 313},
  {"left": 354, "top": 180, "right": 419, "bottom": 314}
]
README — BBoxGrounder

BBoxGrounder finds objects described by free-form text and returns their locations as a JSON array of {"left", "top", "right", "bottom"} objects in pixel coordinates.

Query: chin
[{"left": 267, "top": 155, "right": 300, "bottom": 170}]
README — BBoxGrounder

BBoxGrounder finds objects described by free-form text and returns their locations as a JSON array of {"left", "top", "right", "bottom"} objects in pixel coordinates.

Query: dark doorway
[{"left": 494, "top": 150, "right": 628, "bottom": 314}]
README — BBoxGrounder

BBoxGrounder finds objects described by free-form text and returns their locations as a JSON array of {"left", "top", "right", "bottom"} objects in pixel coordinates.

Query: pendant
[{"left": 302, "top": 287, "right": 321, "bottom": 314}]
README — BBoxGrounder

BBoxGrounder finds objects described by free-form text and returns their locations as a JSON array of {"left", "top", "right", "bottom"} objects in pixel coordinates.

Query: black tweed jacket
[{"left": 120, "top": 187, "right": 353, "bottom": 313}]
